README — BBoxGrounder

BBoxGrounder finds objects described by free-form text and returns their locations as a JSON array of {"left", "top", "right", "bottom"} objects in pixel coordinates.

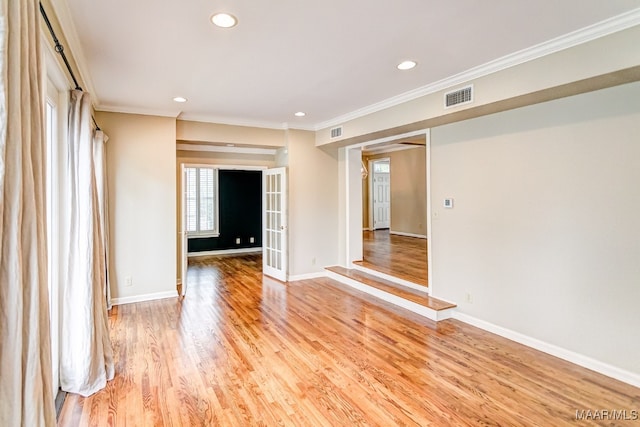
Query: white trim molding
[
  {"left": 178, "top": 113, "right": 289, "bottom": 130},
  {"left": 96, "top": 103, "right": 182, "bottom": 118},
  {"left": 177, "top": 143, "right": 277, "bottom": 156},
  {"left": 287, "top": 272, "right": 327, "bottom": 282},
  {"left": 453, "top": 312, "right": 640, "bottom": 388},
  {"left": 389, "top": 230, "right": 427, "bottom": 239},
  {"left": 111, "top": 290, "right": 179, "bottom": 306},
  {"left": 188, "top": 247, "right": 262, "bottom": 257}
]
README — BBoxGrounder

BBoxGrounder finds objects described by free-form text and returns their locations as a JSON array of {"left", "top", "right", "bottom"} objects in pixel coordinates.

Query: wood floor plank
[
  {"left": 58, "top": 253, "right": 640, "bottom": 426},
  {"left": 358, "top": 230, "right": 429, "bottom": 287}
]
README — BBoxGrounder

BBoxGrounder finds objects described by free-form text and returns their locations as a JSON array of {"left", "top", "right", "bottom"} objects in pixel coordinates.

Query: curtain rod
[{"left": 39, "top": 2, "right": 101, "bottom": 131}]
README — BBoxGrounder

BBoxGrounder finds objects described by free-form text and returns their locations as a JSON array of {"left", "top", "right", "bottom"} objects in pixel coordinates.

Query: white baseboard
[
  {"left": 389, "top": 230, "right": 427, "bottom": 239},
  {"left": 188, "top": 247, "right": 261, "bottom": 257},
  {"left": 111, "top": 290, "right": 178, "bottom": 306},
  {"left": 452, "top": 312, "right": 640, "bottom": 388},
  {"left": 288, "top": 272, "right": 327, "bottom": 282}
]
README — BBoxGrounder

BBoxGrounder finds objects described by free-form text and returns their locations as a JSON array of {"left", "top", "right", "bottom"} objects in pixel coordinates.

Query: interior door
[
  {"left": 372, "top": 160, "right": 390, "bottom": 229},
  {"left": 263, "top": 167, "right": 287, "bottom": 281}
]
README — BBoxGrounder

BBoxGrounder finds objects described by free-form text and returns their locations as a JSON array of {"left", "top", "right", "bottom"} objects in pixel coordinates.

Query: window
[
  {"left": 185, "top": 167, "right": 219, "bottom": 236},
  {"left": 373, "top": 161, "right": 390, "bottom": 173}
]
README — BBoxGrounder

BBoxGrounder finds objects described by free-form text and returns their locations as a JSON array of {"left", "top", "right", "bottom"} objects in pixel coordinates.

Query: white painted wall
[
  {"left": 347, "top": 148, "right": 363, "bottom": 263},
  {"left": 287, "top": 130, "right": 339, "bottom": 277},
  {"left": 98, "top": 112, "right": 177, "bottom": 301},
  {"left": 430, "top": 82, "right": 640, "bottom": 376}
]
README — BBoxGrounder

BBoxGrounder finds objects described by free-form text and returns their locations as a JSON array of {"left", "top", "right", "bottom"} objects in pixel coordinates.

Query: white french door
[{"left": 263, "top": 167, "right": 287, "bottom": 281}]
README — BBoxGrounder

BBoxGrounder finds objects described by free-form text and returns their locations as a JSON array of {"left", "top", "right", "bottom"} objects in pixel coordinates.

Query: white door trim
[
  {"left": 344, "top": 129, "right": 431, "bottom": 286},
  {"left": 425, "top": 129, "right": 434, "bottom": 295},
  {"left": 371, "top": 158, "right": 391, "bottom": 230},
  {"left": 180, "top": 164, "right": 188, "bottom": 296}
]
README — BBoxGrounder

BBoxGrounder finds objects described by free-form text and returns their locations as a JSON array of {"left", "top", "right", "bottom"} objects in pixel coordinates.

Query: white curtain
[
  {"left": 59, "top": 89, "right": 114, "bottom": 396},
  {"left": 94, "top": 129, "right": 112, "bottom": 310},
  {"left": 0, "top": 0, "right": 57, "bottom": 425}
]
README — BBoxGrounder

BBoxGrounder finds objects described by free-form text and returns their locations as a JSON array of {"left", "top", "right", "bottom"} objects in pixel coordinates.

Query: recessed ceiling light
[
  {"left": 173, "top": 96, "right": 187, "bottom": 103},
  {"left": 211, "top": 13, "right": 238, "bottom": 28},
  {"left": 397, "top": 60, "right": 417, "bottom": 71},
  {"left": 294, "top": 111, "right": 306, "bottom": 117}
]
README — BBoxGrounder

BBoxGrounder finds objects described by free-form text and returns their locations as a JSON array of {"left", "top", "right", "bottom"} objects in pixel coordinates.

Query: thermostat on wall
[{"left": 444, "top": 198, "right": 454, "bottom": 208}]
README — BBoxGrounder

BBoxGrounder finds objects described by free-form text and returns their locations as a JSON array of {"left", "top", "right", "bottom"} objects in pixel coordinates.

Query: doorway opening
[
  {"left": 179, "top": 164, "right": 287, "bottom": 296},
  {"left": 345, "top": 130, "right": 430, "bottom": 290}
]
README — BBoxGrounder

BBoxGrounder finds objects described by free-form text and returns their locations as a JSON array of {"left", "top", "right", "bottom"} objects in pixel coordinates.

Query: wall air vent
[
  {"left": 444, "top": 85, "right": 473, "bottom": 108},
  {"left": 330, "top": 126, "right": 343, "bottom": 139}
]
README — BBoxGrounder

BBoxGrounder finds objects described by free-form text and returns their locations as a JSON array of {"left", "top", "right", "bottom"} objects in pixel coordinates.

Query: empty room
[{"left": 2, "top": 1, "right": 640, "bottom": 426}]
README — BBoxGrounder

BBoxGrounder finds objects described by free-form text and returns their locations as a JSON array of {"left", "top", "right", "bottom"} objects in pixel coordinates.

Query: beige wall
[
  {"left": 177, "top": 120, "right": 286, "bottom": 147},
  {"left": 97, "top": 111, "right": 177, "bottom": 301},
  {"left": 430, "top": 82, "right": 640, "bottom": 376},
  {"left": 287, "top": 130, "right": 340, "bottom": 276},
  {"left": 363, "top": 147, "right": 427, "bottom": 236}
]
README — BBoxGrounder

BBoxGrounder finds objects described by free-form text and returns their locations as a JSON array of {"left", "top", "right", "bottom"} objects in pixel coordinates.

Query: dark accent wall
[{"left": 188, "top": 170, "right": 262, "bottom": 252}]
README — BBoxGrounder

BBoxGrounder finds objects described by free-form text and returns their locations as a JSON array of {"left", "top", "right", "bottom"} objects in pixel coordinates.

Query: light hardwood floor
[
  {"left": 58, "top": 254, "right": 639, "bottom": 426},
  {"left": 356, "top": 230, "right": 428, "bottom": 287}
]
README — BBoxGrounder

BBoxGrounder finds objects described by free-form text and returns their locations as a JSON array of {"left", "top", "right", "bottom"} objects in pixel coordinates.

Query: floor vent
[
  {"left": 330, "top": 126, "right": 343, "bottom": 139},
  {"left": 445, "top": 85, "right": 473, "bottom": 108}
]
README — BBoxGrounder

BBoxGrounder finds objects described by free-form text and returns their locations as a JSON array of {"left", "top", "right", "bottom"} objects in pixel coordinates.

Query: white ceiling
[{"left": 57, "top": 0, "right": 640, "bottom": 130}]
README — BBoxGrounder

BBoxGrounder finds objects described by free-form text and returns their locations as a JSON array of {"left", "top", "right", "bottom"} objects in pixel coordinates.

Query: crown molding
[
  {"left": 177, "top": 114, "right": 317, "bottom": 131},
  {"left": 176, "top": 143, "right": 276, "bottom": 156},
  {"left": 48, "top": 0, "right": 97, "bottom": 98},
  {"left": 178, "top": 113, "right": 289, "bottom": 130},
  {"left": 281, "top": 122, "right": 317, "bottom": 132},
  {"left": 314, "top": 7, "right": 640, "bottom": 131},
  {"left": 95, "top": 104, "right": 181, "bottom": 118}
]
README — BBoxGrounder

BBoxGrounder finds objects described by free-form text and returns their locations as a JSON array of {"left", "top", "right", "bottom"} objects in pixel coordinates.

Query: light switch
[{"left": 444, "top": 198, "right": 454, "bottom": 208}]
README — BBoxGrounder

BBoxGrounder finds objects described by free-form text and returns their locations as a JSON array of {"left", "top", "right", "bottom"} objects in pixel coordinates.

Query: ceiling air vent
[
  {"left": 444, "top": 85, "right": 473, "bottom": 108},
  {"left": 330, "top": 126, "right": 343, "bottom": 139}
]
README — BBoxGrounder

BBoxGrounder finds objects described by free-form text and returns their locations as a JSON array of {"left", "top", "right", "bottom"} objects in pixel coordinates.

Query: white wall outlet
[
  {"left": 249, "top": 237, "right": 255, "bottom": 243},
  {"left": 465, "top": 292, "right": 473, "bottom": 303},
  {"left": 125, "top": 276, "right": 133, "bottom": 287},
  {"left": 235, "top": 237, "right": 241, "bottom": 244},
  {"left": 311, "top": 257, "right": 316, "bottom": 266}
]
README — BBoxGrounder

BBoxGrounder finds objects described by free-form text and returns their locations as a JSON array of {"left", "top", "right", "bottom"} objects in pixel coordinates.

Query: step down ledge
[
  {"left": 326, "top": 269, "right": 455, "bottom": 322},
  {"left": 351, "top": 262, "right": 429, "bottom": 294}
]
